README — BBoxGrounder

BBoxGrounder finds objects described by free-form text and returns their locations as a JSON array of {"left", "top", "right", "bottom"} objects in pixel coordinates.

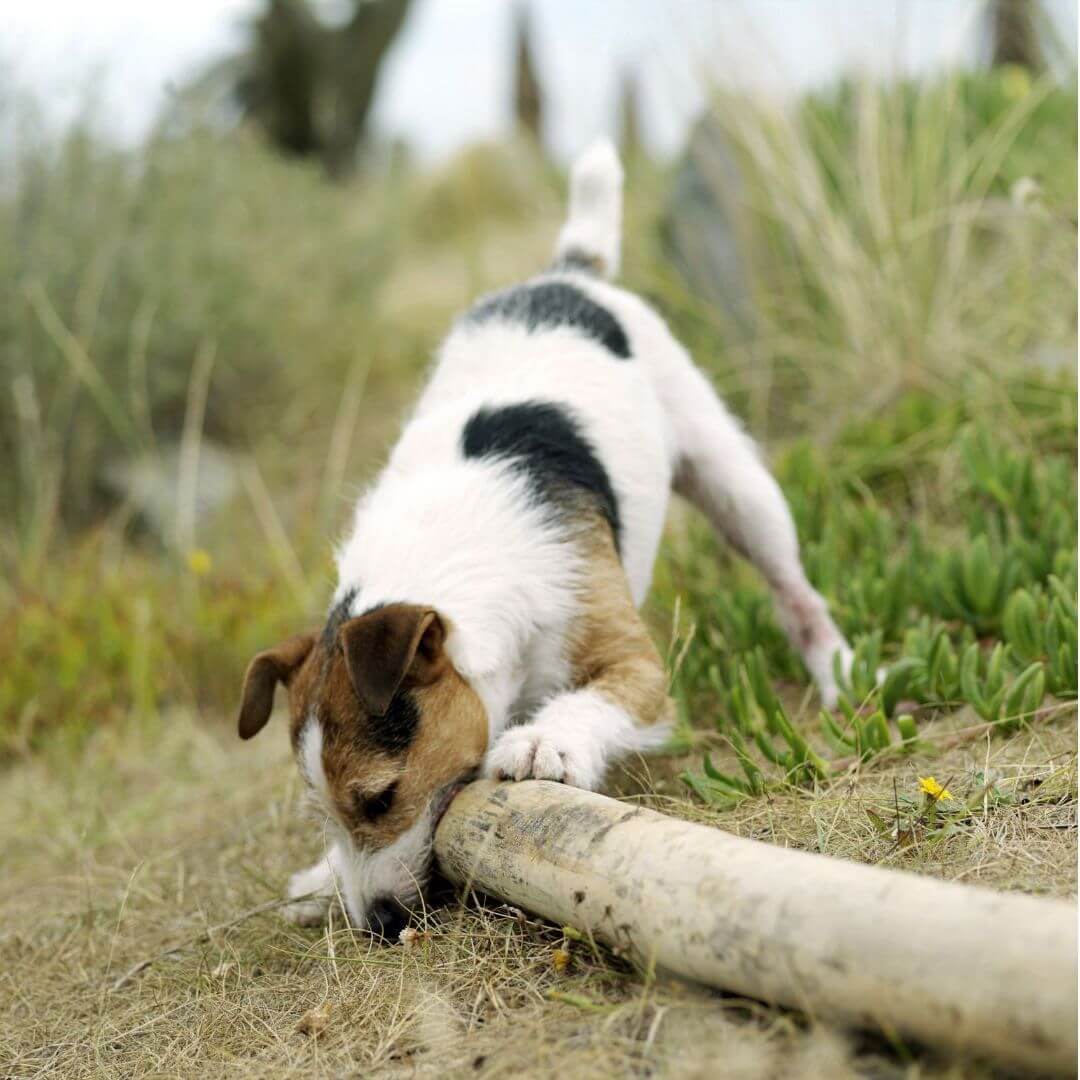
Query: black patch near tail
[
  {"left": 550, "top": 247, "right": 605, "bottom": 276},
  {"left": 466, "top": 281, "right": 630, "bottom": 359},
  {"left": 460, "top": 401, "right": 621, "bottom": 548}
]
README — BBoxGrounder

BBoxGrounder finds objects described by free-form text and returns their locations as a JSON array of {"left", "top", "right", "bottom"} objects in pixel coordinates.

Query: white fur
[
  {"left": 332, "top": 811, "right": 435, "bottom": 928},
  {"left": 335, "top": 321, "right": 674, "bottom": 739},
  {"left": 284, "top": 849, "right": 337, "bottom": 926},
  {"left": 284, "top": 800, "right": 437, "bottom": 929},
  {"left": 484, "top": 688, "right": 669, "bottom": 791},
  {"left": 289, "top": 141, "right": 852, "bottom": 926},
  {"left": 299, "top": 716, "right": 331, "bottom": 808},
  {"left": 554, "top": 137, "right": 623, "bottom": 278}
]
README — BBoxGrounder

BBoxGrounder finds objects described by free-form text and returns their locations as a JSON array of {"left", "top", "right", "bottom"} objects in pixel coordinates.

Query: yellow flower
[
  {"left": 552, "top": 948, "right": 571, "bottom": 973},
  {"left": 918, "top": 776, "right": 954, "bottom": 801},
  {"left": 186, "top": 548, "right": 213, "bottom": 577}
]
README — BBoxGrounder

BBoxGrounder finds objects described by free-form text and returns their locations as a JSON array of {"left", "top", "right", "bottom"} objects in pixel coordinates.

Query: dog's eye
[{"left": 356, "top": 782, "right": 397, "bottom": 821}]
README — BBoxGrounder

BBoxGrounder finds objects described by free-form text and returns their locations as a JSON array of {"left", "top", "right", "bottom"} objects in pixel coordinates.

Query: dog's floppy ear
[
  {"left": 238, "top": 633, "right": 316, "bottom": 739},
  {"left": 339, "top": 604, "right": 446, "bottom": 717}
]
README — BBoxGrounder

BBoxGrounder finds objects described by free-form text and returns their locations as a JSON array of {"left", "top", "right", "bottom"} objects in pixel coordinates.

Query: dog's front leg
[
  {"left": 485, "top": 529, "right": 671, "bottom": 791},
  {"left": 283, "top": 845, "right": 342, "bottom": 926}
]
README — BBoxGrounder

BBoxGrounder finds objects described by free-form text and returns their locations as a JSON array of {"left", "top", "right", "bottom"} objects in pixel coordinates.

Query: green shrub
[
  {"left": 0, "top": 534, "right": 311, "bottom": 758},
  {"left": 675, "top": 408, "right": 1077, "bottom": 805},
  {"left": 0, "top": 119, "right": 393, "bottom": 539}
]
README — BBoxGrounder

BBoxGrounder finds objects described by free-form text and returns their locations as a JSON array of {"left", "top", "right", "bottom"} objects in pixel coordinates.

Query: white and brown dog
[{"left": 237, "top": 140, "right": 851, "bottom": 939}]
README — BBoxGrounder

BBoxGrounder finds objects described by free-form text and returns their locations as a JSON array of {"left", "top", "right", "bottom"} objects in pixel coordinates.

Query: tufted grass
[{"left": 1, "top": 69, "right": 1076, "bottom": 1078}]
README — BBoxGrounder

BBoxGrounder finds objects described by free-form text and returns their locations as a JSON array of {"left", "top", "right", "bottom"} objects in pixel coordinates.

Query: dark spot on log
[
  {"left": 573, "top": 890, "right": 586, "bottom": 904},
  {"left": 588, "top": 809, "right": 640, "bottom": 849}
]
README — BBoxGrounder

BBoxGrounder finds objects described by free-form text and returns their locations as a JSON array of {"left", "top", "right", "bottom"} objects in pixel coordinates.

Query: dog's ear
[
  {"left": 339, "top": 604, "right": 446, "bottom": 717},
  {"left": 238, "top": 633, "right": 316, "bottom": 739}
]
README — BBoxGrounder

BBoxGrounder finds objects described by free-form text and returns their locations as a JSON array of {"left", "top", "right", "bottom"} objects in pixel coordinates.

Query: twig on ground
[{"left": 110, "top": 894, "right": 308, "bottom": 991}]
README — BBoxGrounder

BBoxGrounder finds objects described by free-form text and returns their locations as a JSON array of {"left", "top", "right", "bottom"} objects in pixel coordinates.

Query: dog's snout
[{"left": 366, "top": 895, "right": 409, "bottom": 942}]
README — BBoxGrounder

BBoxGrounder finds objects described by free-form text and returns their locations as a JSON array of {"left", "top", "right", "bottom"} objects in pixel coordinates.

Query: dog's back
[
  {"left": 335, "top": 141, "right": 676, "bottom": 699},
  {"left": 250, "top": 140, "right": 853, "bottom": 933}
]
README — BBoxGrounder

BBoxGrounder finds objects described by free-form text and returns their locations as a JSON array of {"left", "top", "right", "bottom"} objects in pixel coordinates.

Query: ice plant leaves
[{"left": 679, "top": 420, "right": 1074, "bottom": 809}]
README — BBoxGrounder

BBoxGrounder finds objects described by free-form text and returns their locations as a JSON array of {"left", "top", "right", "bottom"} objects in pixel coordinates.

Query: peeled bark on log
[{"left": 434, "top": 780, "right": 1077, "bottom": 1075}]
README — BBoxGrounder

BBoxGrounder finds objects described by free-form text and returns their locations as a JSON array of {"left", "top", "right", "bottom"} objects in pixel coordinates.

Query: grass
[
  {"left": 1, "top": 68, "right": 1076, "bottom": 1077},
  {"left": 4, "top": 706, "right": 1074, "bottom": 1078}
]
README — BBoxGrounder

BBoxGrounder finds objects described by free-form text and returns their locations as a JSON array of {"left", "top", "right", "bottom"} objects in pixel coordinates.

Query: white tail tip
[{"left": 553, "top": 138, "right": 624, "bottom": 279}]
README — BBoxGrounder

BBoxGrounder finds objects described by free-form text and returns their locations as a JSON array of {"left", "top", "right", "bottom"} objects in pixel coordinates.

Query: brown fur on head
[{"left": 238, "top": 602, "right": 488, "bottom": 859}]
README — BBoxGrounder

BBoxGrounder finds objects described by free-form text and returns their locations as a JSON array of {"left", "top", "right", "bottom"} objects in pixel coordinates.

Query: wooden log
[{"left": 434, "top": 780, "right": 1077, "bottom": 1075}]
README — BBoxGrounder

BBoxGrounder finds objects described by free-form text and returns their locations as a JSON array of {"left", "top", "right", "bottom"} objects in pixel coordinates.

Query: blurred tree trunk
[
  {"left": 617, "top": 68, "right": 643, "bottom": 163},
  {"left": 324, "top": 0, "right": 413, "bottom": 177},
  {"left": 248, "top": 0, "right": 322, "bottom": 156},
  {"left": 513, "top": 4, "right": 544, "bottom": 145},
  {"left": 990, "top": 0, "right": 1043, "bottom": 70},
  {"left": 242, "top": 0, "right": 413, "bottom": 178}
]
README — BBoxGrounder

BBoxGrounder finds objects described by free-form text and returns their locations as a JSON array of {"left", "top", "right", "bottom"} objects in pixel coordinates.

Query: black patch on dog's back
[
  {"left": 461, "top": 401, "right": 621, "bottom": 547},
  {"left": 467, "top": 281, "right": 630, "bottom": 359}
]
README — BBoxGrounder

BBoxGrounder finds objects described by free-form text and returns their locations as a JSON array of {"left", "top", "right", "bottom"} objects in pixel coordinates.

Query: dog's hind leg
[{"left": 648, "top": 340, "right": 851, "bottom": 706}]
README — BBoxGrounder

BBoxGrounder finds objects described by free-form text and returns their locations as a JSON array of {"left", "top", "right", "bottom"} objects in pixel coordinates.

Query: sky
[{"left": 4, "top": 0, "right": 1077, "bottom": 162}]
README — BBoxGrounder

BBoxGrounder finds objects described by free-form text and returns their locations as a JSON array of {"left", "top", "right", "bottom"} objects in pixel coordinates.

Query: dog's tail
[{"left": 551, "top": 138, "right": 623, "bottom": 280}]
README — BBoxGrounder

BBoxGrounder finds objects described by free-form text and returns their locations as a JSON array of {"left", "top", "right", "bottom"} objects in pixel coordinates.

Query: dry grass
[
  {"left": 620, "top": 706, "right": 1077, "bottom": 897},
  {"left": 1, "top": 699, "right": 1073, "bottom": 1079},
  {"left": 1, "top": 74, "right": 1075, "bottom": 1079}
]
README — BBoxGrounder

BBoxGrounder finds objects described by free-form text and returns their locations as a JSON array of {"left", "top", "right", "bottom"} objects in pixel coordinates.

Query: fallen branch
[{"left": 434, "top": 779, "right": 1077, "bottom": 1075}]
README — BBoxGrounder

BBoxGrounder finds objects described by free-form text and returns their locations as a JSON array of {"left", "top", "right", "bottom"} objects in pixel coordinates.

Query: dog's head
[{"left": 238, "top": 602, "right": 488, "bottom": 938}]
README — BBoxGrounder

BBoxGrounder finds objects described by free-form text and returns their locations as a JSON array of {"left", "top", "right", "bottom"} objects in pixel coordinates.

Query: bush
[{"left": 0, "top": 116, "right": 393, "bottom": 539}]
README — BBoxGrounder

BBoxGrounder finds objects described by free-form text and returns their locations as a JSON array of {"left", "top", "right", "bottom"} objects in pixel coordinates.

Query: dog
[{"left": 236, "top": 139, "right": 851, "bottom": 940}]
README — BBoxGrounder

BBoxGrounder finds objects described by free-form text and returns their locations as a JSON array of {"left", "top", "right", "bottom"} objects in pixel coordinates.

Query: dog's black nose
[{"left": 367, "top": 896, "right": 409, "bottom": 942}]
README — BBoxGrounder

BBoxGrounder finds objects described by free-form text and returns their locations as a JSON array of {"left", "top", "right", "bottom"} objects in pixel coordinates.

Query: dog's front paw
[
  {"left": 484, "top": 722, "right": 604, "bottom": 790},
  {"left": 282, "top": 894, "right": 333, "bottom": 927},
  {"left": 282, "top": 859, "right": 336, "bottom": 927}
]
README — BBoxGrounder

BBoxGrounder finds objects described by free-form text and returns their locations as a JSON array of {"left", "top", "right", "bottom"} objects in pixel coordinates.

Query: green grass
[{"left": 0, "top": 68, "right": 1076, "bottom": 1078}]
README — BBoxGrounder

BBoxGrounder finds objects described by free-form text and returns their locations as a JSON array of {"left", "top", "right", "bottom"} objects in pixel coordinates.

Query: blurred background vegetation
[
  {"left": 0, "top": 0, "right": 1075, "bottom": 766},
  {"left": 0, "top": 4, "right": 1076, "bottom": 1075}
]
